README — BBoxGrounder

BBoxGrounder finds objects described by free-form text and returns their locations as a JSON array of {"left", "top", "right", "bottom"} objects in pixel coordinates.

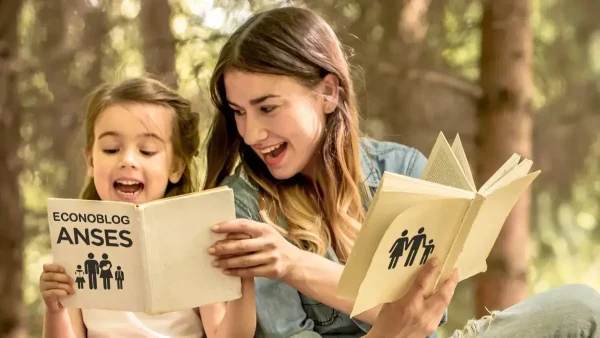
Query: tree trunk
[
  {"left": 474, "top": 0, "right": 533, "bottom": 318},
  {"left": 0, "top": 0, "right": 26, "bottom": 336},
  {"left": 140, "top": 0, "right": 177, "bottom": 88},
  {"left": 37, "top": 0, "right": 109, "bottom": 198}
]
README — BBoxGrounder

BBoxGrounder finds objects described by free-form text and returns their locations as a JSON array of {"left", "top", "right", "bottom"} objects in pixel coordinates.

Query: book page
[
  {"left": 451, "top": 134, "right": 476, "bottom": 191},
  {"left": 47, "top": 198, "right": 146, "bottom": 311},
  {"left": 484, "top": 159, "right": 533, "bottom": 195},
  {"left": 478, "top": 154, "right": 521, "bottom": 194},
  {"left": 143, "top": 188, "right": 242, "bottom": 313},
  {"left": 337, "top": 188, "right": 472, "bottom": 301},
  {"left": 350, "top": 198, "right": 471, "bottom": 317},
  {"left": 378, "top": 171, "right": 476, "bottom": 199},
  {"left": 455, "top": 171, "right": 540, "bottom": 280},
  {"left": 421, "top": 132, "right": 473, "bottom": 191}
]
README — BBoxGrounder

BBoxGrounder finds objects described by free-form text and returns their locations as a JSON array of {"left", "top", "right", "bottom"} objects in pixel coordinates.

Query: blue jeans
[
  {"left": 450, "top": 284, "right": 600, "bottom": 338},
  {"left": 288, "top": 284, "right": 600, "bottom": 338}
]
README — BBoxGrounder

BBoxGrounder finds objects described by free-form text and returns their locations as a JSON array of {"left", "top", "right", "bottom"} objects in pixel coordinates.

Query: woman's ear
[
  {"left": 322, "top": 73, "right": 340, "bottom": 114},
  {"left": 85, "top": 151, "right": 94, "bottom": 178},
  {"left": 169, "top": 157, "right": 186, "bottom": 184}
]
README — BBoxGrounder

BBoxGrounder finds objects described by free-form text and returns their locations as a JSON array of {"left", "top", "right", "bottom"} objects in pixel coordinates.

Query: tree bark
[
  {"left": 140, "top": 0, "right": 177, "bottom": 88},
  {"left": 0, "top": 0, "right": 26, "bottom": 336},
  {"left": 474, "top": 0, "right": 533, "bottom": 318},
  {"left": 37, "top": 0, "right": 109, "bottom": 198}
]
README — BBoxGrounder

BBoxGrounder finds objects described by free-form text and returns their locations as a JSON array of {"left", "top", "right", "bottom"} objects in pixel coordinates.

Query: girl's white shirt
[{"left": 82, "top": 308, "right": 205, "bottom": 338}]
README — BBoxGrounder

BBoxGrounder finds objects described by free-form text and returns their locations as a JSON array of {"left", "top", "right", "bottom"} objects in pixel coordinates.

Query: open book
[
  {"left": 338, "top": 132, "right": 540, "bottom": 317},
  {"left": 46, "top": 187, "right": 241, "bottom": 313}
]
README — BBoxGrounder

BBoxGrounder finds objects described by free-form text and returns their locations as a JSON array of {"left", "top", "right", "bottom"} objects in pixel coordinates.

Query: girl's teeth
[
  {"left": 117, "top": 190, "right": 141, "bottom": 195},
  {"left": 117, "top": 180, "right": 140, "bottom": 185}
]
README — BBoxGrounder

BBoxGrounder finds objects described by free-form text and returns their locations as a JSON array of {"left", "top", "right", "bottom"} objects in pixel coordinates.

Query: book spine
[
  {"left": 138, "top": 208, "right": 153, "bottom": 312},
  {"left": 435, "top": 193, "right": 485, "bottom": 290}
]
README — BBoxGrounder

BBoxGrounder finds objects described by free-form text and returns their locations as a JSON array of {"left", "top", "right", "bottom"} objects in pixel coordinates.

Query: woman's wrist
[{"left": 280, "top": 246, "right": 309, "bottom": 285}]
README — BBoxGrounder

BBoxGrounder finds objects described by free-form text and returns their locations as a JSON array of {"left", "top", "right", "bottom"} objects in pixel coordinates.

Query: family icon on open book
[
  {"left": 388, "top": 227, "right": 435, "bottom": 269},
  {"left": 73, "top": 253, "right": 125, "bottom": 290}
]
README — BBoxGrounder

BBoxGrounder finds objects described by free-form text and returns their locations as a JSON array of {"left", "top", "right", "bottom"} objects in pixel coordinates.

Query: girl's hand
[
  {"left": 367, "top": 259, "right": 459, "bottom": 338},
  {"left": 208, "top": 216, "right": 302, "bottom": 280},
  {"left": 39, "top": 263, "right": 75, "bottom": 313}
]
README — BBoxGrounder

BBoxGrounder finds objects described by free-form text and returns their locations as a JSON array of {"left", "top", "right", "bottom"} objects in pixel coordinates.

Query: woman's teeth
[{"left": 260, "top": 143, "right": 284, "bottom": 154}]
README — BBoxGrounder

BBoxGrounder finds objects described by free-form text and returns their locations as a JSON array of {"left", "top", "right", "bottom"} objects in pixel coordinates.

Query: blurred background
[{"left": 1, "top": 0, "right": 599, "bottom": 337}]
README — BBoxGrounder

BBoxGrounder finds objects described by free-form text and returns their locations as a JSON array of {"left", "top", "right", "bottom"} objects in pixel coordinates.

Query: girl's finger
[
  {"left": 209, "top": 238, "right": 270, "bottom": 256},
  {"left": 43, "top": 289, "right": 70, "bottom": 303},
  {"left": 213, "top": 251, "right": 274, "bottom": 269},
  {"left": 42, "top": 272, "right": 73, "bottom": 284},
  {"left": 43, "top": 263, "right": 66, "bottom": 273},
  {"left": 42, "top": 284, "right": 74, "bottom": 297}
]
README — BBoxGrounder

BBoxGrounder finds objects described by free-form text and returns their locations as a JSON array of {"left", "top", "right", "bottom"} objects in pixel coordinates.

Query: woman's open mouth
[{"left": 261, "top": 142, "right": 288, "bottom": 166}]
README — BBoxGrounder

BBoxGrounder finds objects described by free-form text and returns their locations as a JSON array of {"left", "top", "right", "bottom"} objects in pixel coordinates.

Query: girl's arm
[
  {"left": 40, "top": 264, "right": 86, "bottom": 338},
  {"left": 200, "top": 278, "right": 256, "bottom": 338},
  {"left": 43, "top": 308, "right": 86, "bottom": 338}
]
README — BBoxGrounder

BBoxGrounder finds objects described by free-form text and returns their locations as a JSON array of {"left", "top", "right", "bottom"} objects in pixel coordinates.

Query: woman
[{"left": 203, "top": 6, "right": 600, "bottom": 338}]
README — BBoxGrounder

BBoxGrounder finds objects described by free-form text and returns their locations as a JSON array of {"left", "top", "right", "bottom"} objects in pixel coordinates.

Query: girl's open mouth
[{"left": 114, "top": 180, "right": 144, "bottom": 196}]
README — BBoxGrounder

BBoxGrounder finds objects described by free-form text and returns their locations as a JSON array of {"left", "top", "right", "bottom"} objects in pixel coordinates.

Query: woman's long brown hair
[{"left": 203, "top": 7, "right": 367, "bottom": 262}]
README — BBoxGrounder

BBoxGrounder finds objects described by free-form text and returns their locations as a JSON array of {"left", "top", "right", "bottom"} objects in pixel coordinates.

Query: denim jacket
[{"left": 220, "top": 138, "right": 447, "bottom": 338}]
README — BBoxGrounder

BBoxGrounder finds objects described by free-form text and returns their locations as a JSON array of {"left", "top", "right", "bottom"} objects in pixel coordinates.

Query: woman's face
[{"left": 224, "top": 70, "right": 337, "bottom": 179}]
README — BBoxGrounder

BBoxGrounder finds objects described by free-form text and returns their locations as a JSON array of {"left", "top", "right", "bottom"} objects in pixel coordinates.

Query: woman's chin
[{"left": 268, "top": 167, "right": 298, "bottom": 180}]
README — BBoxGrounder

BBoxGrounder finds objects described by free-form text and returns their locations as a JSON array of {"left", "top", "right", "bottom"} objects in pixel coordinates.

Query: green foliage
[{"left": 440, "top": 1, "right": 482, "bottom": 81}]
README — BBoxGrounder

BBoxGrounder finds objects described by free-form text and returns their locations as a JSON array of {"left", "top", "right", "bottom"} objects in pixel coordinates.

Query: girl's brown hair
[
  {"left": 203, "top": 7, "right": 367, "bottom": 262},
  {"left": 80, "top": 77, "right": 200, "bottom": 200}
]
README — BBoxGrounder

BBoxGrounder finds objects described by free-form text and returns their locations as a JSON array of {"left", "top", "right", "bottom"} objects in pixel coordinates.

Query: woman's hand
[
  {"left": 208, "top": 216, "right": 303, "bottom": 280},
  {"left": 40, "top": 263, "right": 75, "bottom": 313},
  {"left": 366, "top": 259, "right": 459, "bottom": 338}
]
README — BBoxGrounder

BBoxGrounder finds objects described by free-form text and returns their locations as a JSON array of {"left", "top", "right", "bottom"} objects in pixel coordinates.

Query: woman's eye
[
  {"left": 261, "top": 106, "right": 276, "bottom": 113},
  {"left": 232, "top": 109, "right": 245, "bottom": 116},
  {"left": 102, "top": 149, "right": 118, "bottom": 154}
]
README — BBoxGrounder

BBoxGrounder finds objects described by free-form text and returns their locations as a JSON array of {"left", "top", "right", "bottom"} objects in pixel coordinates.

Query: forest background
[{"left": 1, "top": 0, "right": 599, "bottom": 337}]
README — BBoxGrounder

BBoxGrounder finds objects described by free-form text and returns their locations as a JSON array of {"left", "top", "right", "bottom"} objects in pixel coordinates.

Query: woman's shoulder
[{"left": 359, "top": 137, "right": 428, "bottom": 184}]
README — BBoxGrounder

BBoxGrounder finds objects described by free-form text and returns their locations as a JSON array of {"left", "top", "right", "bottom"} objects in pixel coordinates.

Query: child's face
[
  {"left": 86, "top": 103, "right": 183, "bottom": 204},
  {"left": 224, "top": 70, "right": 334, "bottom": 180}
]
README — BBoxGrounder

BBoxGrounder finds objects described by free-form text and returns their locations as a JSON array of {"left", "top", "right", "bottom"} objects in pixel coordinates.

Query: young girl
[
  {"left": 39, "top": 77, "right": 256, "bottom": 338},
  {"left": 202, "top": 6, "right": 600, "bottom": 338}
]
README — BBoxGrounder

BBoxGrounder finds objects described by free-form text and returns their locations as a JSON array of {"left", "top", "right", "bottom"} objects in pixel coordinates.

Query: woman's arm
[
  {"left": 43, "top": 308, "right": 86, "bottom": 338},
  {"left": 210, "top": 219, "right": 381, "bottom": 324},
  {"left": 200, "top": 278, "right": 256, "bottom": 338},
  {"left": 282, "top": 250, "right": 382, "bottom": 324}
]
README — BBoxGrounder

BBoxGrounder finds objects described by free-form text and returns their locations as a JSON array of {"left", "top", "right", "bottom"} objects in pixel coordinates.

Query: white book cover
[{"left": 47, "top": 187, "right": 242, "bottom": 314}]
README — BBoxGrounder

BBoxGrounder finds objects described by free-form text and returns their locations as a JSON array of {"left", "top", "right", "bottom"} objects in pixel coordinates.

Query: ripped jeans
[
  {"left": 289, "top": 284, "right": 600, "bottom": 338},
  {"left": 450, "top": 284, "right": 600, "bottom": 338}
]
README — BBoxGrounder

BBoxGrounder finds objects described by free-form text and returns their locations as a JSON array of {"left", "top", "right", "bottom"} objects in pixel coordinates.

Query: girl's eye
[
  {"left": 261, "top": 106, "right": 276, "bottom": 113},
  {"left": 102, "top": 149, "right": 118, "bottom": 154},
  {"left": 140, "top": 150, "right": 157, "bottom": 156}
]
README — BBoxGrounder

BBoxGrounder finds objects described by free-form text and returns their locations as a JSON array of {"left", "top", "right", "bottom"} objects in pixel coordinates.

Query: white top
[{"left": 82, "top": 309, "right": 205, "bottom": 338}]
